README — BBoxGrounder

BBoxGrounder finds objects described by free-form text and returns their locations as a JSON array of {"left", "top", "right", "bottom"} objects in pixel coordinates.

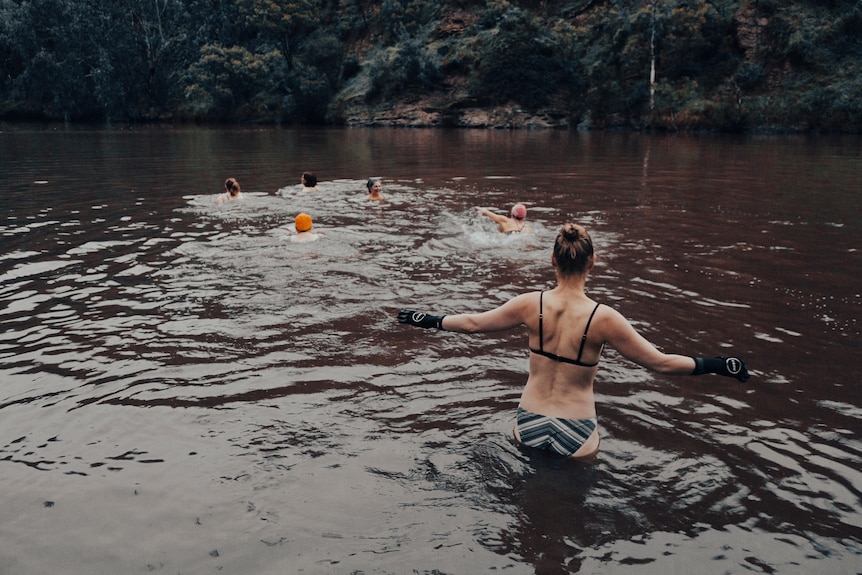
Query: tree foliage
[
  {"left": 0, "top": 0, "right": 859, "bottom": 131},
  {"left": 365, "top": 30, "right": 441, "bottom": 101},
  {"left": 182, "top": 44, "right": 288, "bottom": 120},
  {"left": 468, "top": 5, "right": 578, "bottom": 109}
]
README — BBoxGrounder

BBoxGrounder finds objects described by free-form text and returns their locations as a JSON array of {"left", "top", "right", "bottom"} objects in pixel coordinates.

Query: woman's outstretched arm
[
  {"left": 600, "top": 306, "right": 749, "bottom": 381},
  {"left": 398, "top": 293, "right": 533, "bottom": 334}
]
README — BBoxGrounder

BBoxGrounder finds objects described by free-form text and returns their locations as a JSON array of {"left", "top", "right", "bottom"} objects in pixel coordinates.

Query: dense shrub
[
  {"left": 468, "top": 6, "right": 577, "bottom": 109},
  {"left": 734, "top": 63, "right": 764, "bottom": 91},
  {"left": 366, "top": 32, "right": 441, "bottom": 101},
  {"left": 182, "top": 45, "right": 288, "bottom": 121},
  {"left": 379, "top": 0, "right": 442, "bottom": 41},
  {"left": 658, "top": 2, "right": 737, "bottom": 87}
]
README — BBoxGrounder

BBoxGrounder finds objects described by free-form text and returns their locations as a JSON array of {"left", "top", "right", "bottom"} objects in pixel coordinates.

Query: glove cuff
[
  {"left": 692, "top": 357, "right": 724, "bottom": 376},
  {"left": 692, "top": 356, "right": 749, "bottom": 382}
]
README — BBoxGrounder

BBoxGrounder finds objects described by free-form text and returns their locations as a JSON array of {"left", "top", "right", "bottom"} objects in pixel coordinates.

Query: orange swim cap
[{"left": 295, "top": 213, "right": 313, "bottom": 232}]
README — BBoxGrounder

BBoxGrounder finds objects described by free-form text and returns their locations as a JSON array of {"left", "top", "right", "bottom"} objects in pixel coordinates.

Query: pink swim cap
[{"left": 511, "top": 203, "right": 527, "bottom": 220}]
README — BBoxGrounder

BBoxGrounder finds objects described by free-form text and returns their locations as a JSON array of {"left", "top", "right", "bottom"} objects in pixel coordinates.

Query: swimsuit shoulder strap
[
  {"left": 575, "top": 303, "right": 602, "bottom": 362},
  {"left": 537, "top": 291, "right": 545, "bottom": 352}
]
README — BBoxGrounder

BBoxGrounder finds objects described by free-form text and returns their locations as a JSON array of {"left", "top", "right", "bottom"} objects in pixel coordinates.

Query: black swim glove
[
  {"left": 398, "top": 309, "right": 445, "bottom": 330},
  {"left": 692, "top": 356, "right": 750, "bottom": 382}
]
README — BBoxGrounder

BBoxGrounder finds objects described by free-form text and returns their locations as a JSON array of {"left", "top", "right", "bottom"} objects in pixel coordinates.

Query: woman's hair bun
[
  {"left": 554, "top": 223, "right": 593, "bottom": 276},
  {"left": 561, "top": 222, "right": 583, "bottom": 241}
]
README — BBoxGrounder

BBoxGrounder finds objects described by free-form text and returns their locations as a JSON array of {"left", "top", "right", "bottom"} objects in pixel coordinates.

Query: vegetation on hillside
[{"left": 1, "top": 0, "right": 859, "bottom": 131}]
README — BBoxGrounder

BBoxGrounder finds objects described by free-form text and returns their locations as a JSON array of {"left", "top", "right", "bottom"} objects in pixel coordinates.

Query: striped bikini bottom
[{"left": 515, "top": 406, "right": 597, "bottom": 457}]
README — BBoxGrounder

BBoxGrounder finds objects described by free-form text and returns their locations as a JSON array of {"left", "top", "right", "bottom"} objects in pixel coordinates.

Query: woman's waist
[{"left": 518, "top": 384, "right": 596, "bottom": 420}]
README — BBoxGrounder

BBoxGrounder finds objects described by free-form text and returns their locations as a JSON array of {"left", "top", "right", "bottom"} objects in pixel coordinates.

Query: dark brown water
[{"left": 1, "top": 125, "right": 860, "bottom": 574}]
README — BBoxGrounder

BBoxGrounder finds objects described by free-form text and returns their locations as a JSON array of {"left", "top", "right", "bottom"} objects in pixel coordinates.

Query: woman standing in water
[{"left": 398, "top": 223, "right": 750, "bottom": 459}]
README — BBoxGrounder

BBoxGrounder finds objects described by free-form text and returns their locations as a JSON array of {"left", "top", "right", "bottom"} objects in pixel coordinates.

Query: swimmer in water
[
  {"left": 216, "top": 178, "right": 243, "bottom": 205},
  {"left": 476, "top": 203, "right": 530, "bottom": 234},
  {"left": 398, "top": 222, "right": 750, "bottom": 460},
  {"left": 290, "top": 213, "right": 322, "bottom": 243},
  {"left": 275, "top": 171, "right": 318, "bottom": 197},
  {"left": 300, "top": 172, "right": 318, "bottom": 191},
  {"left": 366, "top": 178, "right": 383, "bottom": 201}
]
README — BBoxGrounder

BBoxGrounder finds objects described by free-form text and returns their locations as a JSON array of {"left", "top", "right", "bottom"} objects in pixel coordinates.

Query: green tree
[
  {"left": 659, "top": 1, "right": 736, "bottom": 85},
  {"left": 235, "top": 0, "right": 321, "bottom": 64},
  {"left": 469, "top": 5, "right": 576, "bottom": 110},
  {"left": 3, "top": 0, "right": 103, "bottom": 119},
  {"left": 182, "top": 44, "right": 288, "bottom": 120},
  {"left": 291, "top": 30, "right": 345, "bottom": 121},
  {"left": 379, "top": 0, "right": 442, "bottom": 42},
  {"left": 366, "top": 29, "right": 441, "bottom": 102},
  {"left": 575, "top": 2, "right": 639, "bottom": 126}
]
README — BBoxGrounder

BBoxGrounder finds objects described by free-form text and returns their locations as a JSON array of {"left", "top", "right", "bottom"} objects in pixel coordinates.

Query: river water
[{"left": 1, "top": 125, "right": 860, "bottom": 574}]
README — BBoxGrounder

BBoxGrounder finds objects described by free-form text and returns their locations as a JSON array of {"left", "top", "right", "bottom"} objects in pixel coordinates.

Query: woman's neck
[{"left": 555, "top": 273, "right": 588, "bottom": 292}]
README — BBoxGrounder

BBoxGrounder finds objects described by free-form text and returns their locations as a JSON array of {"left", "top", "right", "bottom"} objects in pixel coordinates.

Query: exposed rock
[
  {"left": 435, "top": 9, "right": 474, "bottom": 38},
  {"left": 338, "top": 98, "right": 573, "bottom": 129}
]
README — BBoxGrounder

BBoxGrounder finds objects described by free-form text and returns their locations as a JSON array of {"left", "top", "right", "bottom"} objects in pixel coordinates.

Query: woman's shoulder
[
  {"left": 516, "top": 290, "right": 543, "bottom": 300},
  {"left": 510, "top": 291, "right": 542, "bottom": 309},
  {"left": 589, "top": 303, "right": 632, "bottom": 340}
]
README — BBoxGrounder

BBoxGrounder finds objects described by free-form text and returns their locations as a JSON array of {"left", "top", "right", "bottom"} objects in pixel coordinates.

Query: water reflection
[{"left": 1, "top": 126, "right": 860, "bottom": 574}]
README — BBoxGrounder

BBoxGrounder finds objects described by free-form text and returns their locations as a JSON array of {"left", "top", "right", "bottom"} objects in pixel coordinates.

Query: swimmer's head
[
  {"left": 511, "top": 203, "right": 527, "bottom": 221},
  {"left": 301, "top": 172, "right": 317, "bottom": 187},
  {"left": 367, "top": 178, "right": 380, "bottom": 191},
  {"left": 295, "top": 213, "right": 313, "bottom": 233},
  {"left": 225, "top": 178, "right": 241, "bottom": 195}
]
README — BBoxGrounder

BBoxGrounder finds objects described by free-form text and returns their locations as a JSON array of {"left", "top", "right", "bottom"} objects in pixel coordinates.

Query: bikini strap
[
  {"left": 537, "top": 291, "right": 544, "bottom": 352},
  {"left": 576, "top": 303, "right": 602, "bottom": 362}
]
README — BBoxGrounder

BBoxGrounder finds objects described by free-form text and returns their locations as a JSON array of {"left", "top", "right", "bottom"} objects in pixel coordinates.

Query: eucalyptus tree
[
  {"left": 1, "top": 0, "right": 213, "bottom": 121},
  {"left": 0, "top": 0, "right": 107, "bottom": 120},
  {"left": 235, "top": 0, "right": 321, "bottom": 67}
]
